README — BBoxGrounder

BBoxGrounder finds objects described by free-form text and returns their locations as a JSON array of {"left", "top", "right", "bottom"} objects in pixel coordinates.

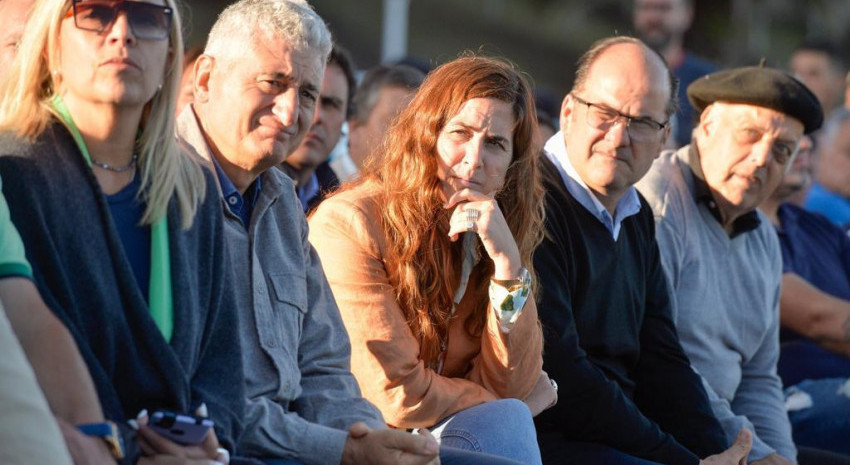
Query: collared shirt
[
  {"left": 209, "top": 154, "right": 261, "bottom": 228},
  {"left": 543, "top": 131, "right": 641, "bottom": 241},
  {"left": 686, "top": 144, "right": 760, "bottom": 238},
  {"left": 295, "top": 173, "right": 319, "bottom": 212}
]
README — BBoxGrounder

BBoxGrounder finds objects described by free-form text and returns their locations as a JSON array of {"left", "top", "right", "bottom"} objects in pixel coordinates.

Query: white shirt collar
[{"left": 543, "top": 131, "right": 642, "bottom": 241}]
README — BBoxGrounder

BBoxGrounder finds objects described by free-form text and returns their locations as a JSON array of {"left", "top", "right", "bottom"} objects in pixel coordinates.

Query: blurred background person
[
  {"left": 806, "top": 109, "right": 850, "bottom": 230},
  {"left": 633, "top": 0, "right": 716, "bottom": 148},
  {"left": 790, "top": 39, "right": 847, "bottom": 120},
  {"left": 281, "top": 45, "right": 356, "bottom": 212},
  {"left": 0, "top": 0, "right": 34, "bottom": 78},
  {"left": 175, "top": 44, "right": 204, "bottom": 115},
  {"left": 760, "top": 134, "right": 850, "bottom": 457},
  {"left": 0, "top": 0, "right": 244, "bottom": 462},
  {"left": 310, "top": 55, "right": 554, "bottom": 464},
  {"left": 331, "top": 63, "right": 424, "bottom": 180}
]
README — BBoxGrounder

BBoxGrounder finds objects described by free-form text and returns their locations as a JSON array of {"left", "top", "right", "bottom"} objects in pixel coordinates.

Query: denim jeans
[
  {"left": 427, "top": 398, "right": 542, "bottom": 465},
  {"left": 786, "top": 378, "right": 850, "bottom": 455},
  {"left": 261, "top": 447, "right": 525, "bottom": 465}
]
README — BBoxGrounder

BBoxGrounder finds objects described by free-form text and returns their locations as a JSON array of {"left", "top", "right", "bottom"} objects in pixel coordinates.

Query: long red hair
[{"left": 353, "top": 54, "right": 544, "bottom": 366}]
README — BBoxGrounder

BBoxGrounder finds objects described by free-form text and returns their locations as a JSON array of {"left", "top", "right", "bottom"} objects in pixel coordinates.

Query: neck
[
  {"left": 212, "top": 151, "right": 259, "bottom": 196},
  {"left": 760, "top": 197, "right": 781, "bottom": 227},
  {"left": 62, "top": 96, "right": 142, "bottom": 165},
  {"left": 593, "top": 189, "right": 623, "bottom": 216},
  {"left": 661, "top": 41, "right": 685, "bottom": 68},
  {"left": 287, "top": 162, "right": 316, "bottom": 189}
]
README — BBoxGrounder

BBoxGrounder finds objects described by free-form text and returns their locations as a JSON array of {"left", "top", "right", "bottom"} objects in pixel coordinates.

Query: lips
[{"left": 99, "top": 57, "right": 141, "bottom": 71}]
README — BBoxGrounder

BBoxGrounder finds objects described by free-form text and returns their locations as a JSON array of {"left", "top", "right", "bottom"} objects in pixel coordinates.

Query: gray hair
[
  {"left": 350, "top": 64, "right": 425, "bottom": 124},
  {"left": 205, "top": 0, "right": 331, "bottom": 63}
]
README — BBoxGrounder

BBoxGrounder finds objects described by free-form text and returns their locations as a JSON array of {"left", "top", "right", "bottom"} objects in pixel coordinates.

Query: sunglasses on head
[{"left": 66, "top": 0, "right": 173, "bottom": 41}]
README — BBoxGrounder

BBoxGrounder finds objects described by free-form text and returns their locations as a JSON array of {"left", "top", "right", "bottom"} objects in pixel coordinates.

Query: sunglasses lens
[
  {"left": 127, "top": 2, "right": 171, "bottom": 40},
  {"left": 73, "top": 1, "right": 171, "bottom": 40},
  {"left": 73, "top": 3, "right": 116, "bottom": 32}
]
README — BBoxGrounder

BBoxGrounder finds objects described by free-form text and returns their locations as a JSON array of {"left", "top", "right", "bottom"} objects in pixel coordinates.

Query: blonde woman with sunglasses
[{"left": 0, "top": 1, "right": 244, "bottom": 463}]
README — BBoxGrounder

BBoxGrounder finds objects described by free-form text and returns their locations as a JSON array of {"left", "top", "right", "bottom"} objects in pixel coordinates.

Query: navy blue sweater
[{"left": 534, "top": 155, "right": 727, "bottom": 465}]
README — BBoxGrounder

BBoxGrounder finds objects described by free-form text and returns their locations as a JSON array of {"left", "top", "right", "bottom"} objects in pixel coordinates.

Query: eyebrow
[
  {"left": 452, "top": 122, "right": 511, "bottom": 144},
  {"left": 257, "top": 72, "right": 319, "bottom": 93}
]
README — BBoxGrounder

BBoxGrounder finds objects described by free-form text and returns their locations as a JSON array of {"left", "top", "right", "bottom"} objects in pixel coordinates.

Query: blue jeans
[
  {"left": 261, "top": 447, "right": 525, "bottom": 465},
  {"left": 427, "top": 398, "right": 542, "bottom": 465},
  {"left": 786, "top": 378, "right": 850, "bottom": 455}
]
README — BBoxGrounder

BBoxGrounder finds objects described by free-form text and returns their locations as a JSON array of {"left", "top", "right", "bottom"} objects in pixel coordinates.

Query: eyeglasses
[
  {"left": 571, "top": 94, "right": 668, "bottom": 143},
  {"left": 66, "top": 0, "right": 173, "bottom": 41}
]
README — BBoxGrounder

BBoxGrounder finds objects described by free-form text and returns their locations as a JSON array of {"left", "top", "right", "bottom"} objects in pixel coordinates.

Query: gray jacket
[{"left": 177, "top": 107, "right": 384, "bottom": 465}]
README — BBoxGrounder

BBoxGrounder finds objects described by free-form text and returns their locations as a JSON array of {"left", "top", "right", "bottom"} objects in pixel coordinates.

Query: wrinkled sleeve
[{"left": 309, "top": 196, "right": 539, "bottom": 429}]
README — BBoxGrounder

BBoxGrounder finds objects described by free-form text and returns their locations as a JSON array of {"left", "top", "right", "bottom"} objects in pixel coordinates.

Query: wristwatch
[{"left": 78, "top": 421, "right": 124, "bottom": 460}]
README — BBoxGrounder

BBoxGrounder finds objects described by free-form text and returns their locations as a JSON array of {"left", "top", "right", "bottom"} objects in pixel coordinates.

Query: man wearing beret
[{"left": 636, "top": 66, "right": 850, "bottom": 465}]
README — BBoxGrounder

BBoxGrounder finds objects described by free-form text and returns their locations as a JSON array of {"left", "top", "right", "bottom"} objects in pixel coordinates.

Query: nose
[
  {"left": 272, "top": 88, "right": 299, "bottom": 127},
  {"left": 461, "top": 139, "right": 484, "bottom": 169},
  {"left": 106, "top": 11, "right": 136, "bottom": 46},
  {"left": 750, "top": 139, "right": 772, "bottom": 167},
  {"left": 604, "top": 117, "right": 630, "bottom": 147}
]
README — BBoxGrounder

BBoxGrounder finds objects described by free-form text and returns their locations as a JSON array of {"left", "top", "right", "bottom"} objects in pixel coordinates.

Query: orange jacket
[{"left": 309, "top": 184, "right": 543, "bottom": 429}]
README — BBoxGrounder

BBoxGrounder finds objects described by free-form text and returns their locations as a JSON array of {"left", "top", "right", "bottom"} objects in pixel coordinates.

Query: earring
[{"left": 157, "top": 83, "right": 163, "bottom": 92}]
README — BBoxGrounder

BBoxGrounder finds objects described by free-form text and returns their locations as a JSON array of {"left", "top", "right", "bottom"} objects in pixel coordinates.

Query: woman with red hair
[{"left": 309, "top": 55, "right": 554, "bottom": 464}]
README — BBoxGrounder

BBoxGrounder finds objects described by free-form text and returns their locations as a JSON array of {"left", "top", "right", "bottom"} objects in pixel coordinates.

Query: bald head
[
  {"left": 573, "top": 37, "right": 677, "bottom": 120},
  {"left": 0, "top": 0, "right": 34, "bottom": 81}
]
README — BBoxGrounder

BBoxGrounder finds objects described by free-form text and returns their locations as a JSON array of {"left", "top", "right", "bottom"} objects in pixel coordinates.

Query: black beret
[{"left": 687, "top": 66, "right": 824, "bottom": 134}]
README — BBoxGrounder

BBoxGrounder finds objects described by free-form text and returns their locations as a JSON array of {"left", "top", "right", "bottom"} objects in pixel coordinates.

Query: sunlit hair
[
  {"left": 0, "top": 0, "right": 204, "bottom": 229},
  {"left": 573, "top": 35, "right": 679, "bottom": 118},
  {"left": 354, "top": 54, "right": 545, "bottom": 365},
  {"left": 204, "top": 0, "right": 331, "bottom": 65}
]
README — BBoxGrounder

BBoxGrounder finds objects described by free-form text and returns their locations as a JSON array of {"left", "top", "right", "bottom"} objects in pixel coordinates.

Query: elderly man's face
[
  {"left": 0, "top": 0, "right": 34, "bottom": 81},
  {"left": 195, "top": 35, "right": 324, "bottom": 173},
  {"left": 697, "top": 102, "right": 804, "bottom": 216},
  {"left": 561, "top": 42, "right": 670, "bottom": 210},
  {"left": 633, "top": 0, "right": 692, "bottom": 51}
]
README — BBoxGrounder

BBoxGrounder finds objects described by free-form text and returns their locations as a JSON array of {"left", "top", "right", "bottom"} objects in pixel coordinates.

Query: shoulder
[
  {"left": 636, "top": 148, "right": 690, "bottom": 219},
  {"left": 309, "top": 183, "right": 384, "bottom": 252}
]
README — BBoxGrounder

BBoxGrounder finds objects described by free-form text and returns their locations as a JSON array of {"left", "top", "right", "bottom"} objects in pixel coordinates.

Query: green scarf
[{"left": 51, "top": 95, "right": 174, "bottom": 342}]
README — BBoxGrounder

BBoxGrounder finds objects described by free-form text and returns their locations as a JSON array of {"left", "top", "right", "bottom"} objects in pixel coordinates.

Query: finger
[
  {"left": 137, "top": 425, "right": 185, "bottom": 456},
  {"left": 348, "top": 421, "right": 371, "bottom": 438},
  {"left": 199, "top": 427, "right": 219, "bottom": 458},
  {"left": 729, "top": 428, "right": 752, "bottom": 465},
  {"left": 444, "top": 188, "right": 493, "bottom": 209},
  {"left": 388, "top": 429, "right": 438, "bottom": 456},
  {"left": 135, "top": 433, "right": 159, "bottom": 457}
]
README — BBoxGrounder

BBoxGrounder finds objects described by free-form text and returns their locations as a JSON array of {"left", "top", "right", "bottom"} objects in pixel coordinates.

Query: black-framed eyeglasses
[
  {"left": 66, "top": 0, "right": 173, "bottom": 41},
  {"left": 571, "top": 93, "right": 668, "bottom": 143}
]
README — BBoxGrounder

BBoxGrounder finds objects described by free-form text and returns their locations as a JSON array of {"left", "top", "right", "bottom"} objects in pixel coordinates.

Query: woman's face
[
  {"left": 435, "top": 97, "right": 516, "bottom": 199},
  {"left": 57, "top": 0, "right": 171, "bottom": 110}
]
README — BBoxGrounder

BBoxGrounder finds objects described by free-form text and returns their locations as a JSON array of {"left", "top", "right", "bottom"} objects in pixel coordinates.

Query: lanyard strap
[{"left": 51, "top": 95, "right": 174, "bottom": 342}]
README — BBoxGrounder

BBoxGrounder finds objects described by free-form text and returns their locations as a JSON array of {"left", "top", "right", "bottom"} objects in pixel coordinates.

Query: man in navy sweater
[{"left": 533, "top": 35, "right": 750, "bottom": 465}]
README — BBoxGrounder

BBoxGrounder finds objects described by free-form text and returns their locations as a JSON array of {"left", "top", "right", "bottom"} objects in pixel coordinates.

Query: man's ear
[
  {"left": 559, "top": 93, "right": 574, "bottom": 134},
  {"left": 193, "top": 55, "right": 214, "bottom": 104},
  {"left": 695, "top": 104, "right": 715, "bottom": 139}
]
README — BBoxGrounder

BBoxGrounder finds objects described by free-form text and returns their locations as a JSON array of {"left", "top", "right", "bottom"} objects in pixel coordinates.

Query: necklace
[{"left": 90, "top": 153, "right": 138, "bottom": 173}]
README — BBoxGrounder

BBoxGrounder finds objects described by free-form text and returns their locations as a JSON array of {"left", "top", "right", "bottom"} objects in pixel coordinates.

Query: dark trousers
[
  {"left": 537, "top": 429, "right": 664, "bottom": 465},
  {"left": 798, "top": 446, "right": 850, "bottom": 465}
]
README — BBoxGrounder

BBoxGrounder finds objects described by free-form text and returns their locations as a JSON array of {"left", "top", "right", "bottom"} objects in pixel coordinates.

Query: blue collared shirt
[
  {"left": 296, "top": 173, "right": 320, "bottom": 212},
  {"left": 543, "top": 131, "right": 641, "bottom": 241},
  {"left": 210, "top": 154, "right": 261, "bottom": 228}
]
